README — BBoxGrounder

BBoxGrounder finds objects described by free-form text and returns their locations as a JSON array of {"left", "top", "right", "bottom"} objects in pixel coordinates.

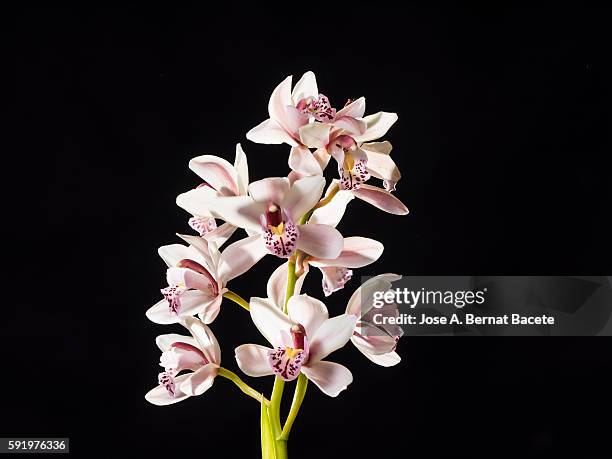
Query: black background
[{"left": 5, "top": 6, "right": 612, "bottom": 458}]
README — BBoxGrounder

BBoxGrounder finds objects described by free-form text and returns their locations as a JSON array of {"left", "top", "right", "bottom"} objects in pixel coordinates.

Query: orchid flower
[
  {"left": 146, "top": 233, "right": 263, "bottom": 324},
  {"left": 180, "top": 143, "right": 250, "bottom": 245},
  {"left": 177, "top": 175, "right": 344, "bottom": 261},
  {"left": 145, "top": 317, "right": 221, "bottom": 405},
  {"left": 235, "top": 295, "right": 356, "bottom": 397},
  {"left": 345, "top": 274, "right": 403, "bottom": 367},
  {"left": 246, "top": 71, "right": 368, "bottom": 177}
]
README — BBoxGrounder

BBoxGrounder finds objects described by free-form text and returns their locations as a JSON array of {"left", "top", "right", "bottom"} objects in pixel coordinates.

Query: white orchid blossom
[
  {"left": 145, "top": 317, "right": 221, "bottom": 405},
  {"left": 178, "top": 143, "right": 249, "bottom": 245},
  {"left": 146, "top": 233, "right": 263, "bottom": 324},
  {"left": 235, "top": 295, "right": 356, "bottom": 397},
  {"left": 345, "top": 274, "right": 403, "bottom": 367},
  {"left": 177, "top": 175, "right": 343, "bottom": 261}
]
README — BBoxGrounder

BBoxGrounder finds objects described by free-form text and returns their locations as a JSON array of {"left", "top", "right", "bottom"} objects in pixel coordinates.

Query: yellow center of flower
[
  {"left": 270, "top": 221, "right": 285, "bottom": 235},
  {"left": 284, "top": 347, "right": 302, "bottom": 358}
]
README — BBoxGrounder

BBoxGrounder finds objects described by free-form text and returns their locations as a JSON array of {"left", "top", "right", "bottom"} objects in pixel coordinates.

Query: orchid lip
[{"left": 158, "top": 371, "right": 177, "bottom": 397}]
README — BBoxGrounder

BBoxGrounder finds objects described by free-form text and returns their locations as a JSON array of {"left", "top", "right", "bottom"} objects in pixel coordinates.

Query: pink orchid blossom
[
  {"left": 235, "top": 295, "right": 356, "bottom": 397},
  {"left": 177, "top": 175, "right": 344, "bottom": 261},
  {"left": 146, "top": 233, "right": 265, "bottom": 324},
  {"left": 145, "top": 317, "right": 221, "bottom": 405},
  {"left": 345, "top": 274, "right": 403, "bottom": 367},
  {"left": 179, "top": 143, "right": 250, "bottom": 245}
]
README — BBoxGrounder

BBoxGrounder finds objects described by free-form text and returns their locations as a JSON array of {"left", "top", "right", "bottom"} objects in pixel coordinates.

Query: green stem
[
  {"left": 280, "top": 374, "right": 308, "bottom": 440},
  {"left": 223, "top": 290, "right": 250, "bottom": 311},
  {"left": 269, "top": 377, "right": 285, "bottom": 437},
  {"left": 284, "top": 258, "right": 297, "bottom": 314},
  {"left": 218, "top": 368, "right": 268, "bottom": 404}
]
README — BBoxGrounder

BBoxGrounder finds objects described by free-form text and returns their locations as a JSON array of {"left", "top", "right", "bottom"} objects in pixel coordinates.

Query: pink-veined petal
[
  {"left": 197, "top": 293, "right": 224, "bottom": 324},
  {"left": 308, "top": 314, "right": 357, "bottom": 363},
  {"left": 353, "top": 112, "right": 398, "bottom": 143},
  {"left": 296, "top": 224, "right": 343, "bottom": 259},
  {"left": 301, "top": 361, "right": 353, "bottom": 397},
  {"left": 298, "top": 123, "right": 332, "bottom": 149},
  {"left": 217, "top": 234, "right": 268, "bottom": 284},
  {"left": 235, "top": 344, "right": 275, "bottom": 377},
  {"left": 287, "top": 294, "right": 329, "bottom": 338},
  {"left": 234, "top": 143, "right": 249, "bottom": 196},
  {"left": 289, "top": 145, "right": 323, "bottom": 176},
  {"left": 188, "top": 155, "right": 239, "bottom": 197},
  {"left": 145, "top": 374, "right": 192, "bottom": 406},
  {"left": 250, "top": 297, "right": 292, "bottom": 348},
  {"left": 351, "top": 332, "right": 397, "bottom": 356},
  {"left": 291, "top": 71, "right": 318, "bottom": 102},
  {"left": 248, "top": 177, "right": 290, "bottom": 205},
  {"left": 309, "top": 237, "right": 384, "bottom": 268},
  {"left": 281, "top": 175, "right": 325, "bottom": 221},
  {"left": 179, "top": 363, "right": 220, "bottom": 396},
  {"left": 246, "top": 118, "right": 298, "bottom": 146},
  {"left": 352, "top": 185, "right": 409, "bottom": 215}
]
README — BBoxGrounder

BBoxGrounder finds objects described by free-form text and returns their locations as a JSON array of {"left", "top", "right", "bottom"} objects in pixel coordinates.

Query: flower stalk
[{"left": 223, "top": 290, "right": 250, "bottom": 311}]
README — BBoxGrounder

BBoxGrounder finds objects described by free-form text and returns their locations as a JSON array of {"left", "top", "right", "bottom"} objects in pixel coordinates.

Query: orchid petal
[
  {"left": 301, "top": 361, "right": 353, "bottom": 397},
  {"left": 145, "top": 374, "right": 192, "bottom": 406},
  {"left": 361, "top": 141, "right": 393, "bottom": 155},
  {"left": 289, "top": 146, "right": 323, "bottom": 176},
  {"left": 333, "top": 117, "right": 367, "bottom": 136},
  {"left": 197, "top": 294, "right": 224, "bottom": 324},
  {"left": 188, "top": 155, "right": 239, "bottom": 196},
  {"left": 193, "top": 195, "right": 265, "bottom": 233},
  {"left": 281, "top": 175, "right": 325, "bottom": 221},
  {"left": 296, "top": 224, "right": 343, "bottom": 259},
  {"left": 234, "top": 143, "right": 249, "bottom": 196},
  {"left": 175, "top": 187, "right": 217, "bottom": 218},
  {"left": 353, "top": 112, "right": 398, "bottom": 143},
  {"left": 308, "top": 188, "right": 354, "bottom": 228},
  {"left": 246, "top": 118, "right": 298, "bottom": 146},
  {"left": 203, "top": 222, "right": 237, "bottom": 249},
  {"left": 217, "top": 234, "right": 268, "bottom": 284},
  {"left": 298, "top": 123, "right": 332, "bottom": 149},
  {"left": 287, "top": 294, "right": 329, "bottom": 338},
  {"left": 291, "top": 71, "right": 318, "bottom": 102},
  {"left": 158, "top": 244, "right": 207, "bottom": 268},
  {"left": 351, "top": 332, "right": 398, "bottom": 356},
  {"left": 155, "top": 334, "right": 198, "bottom": 352},
  {"left": 181, "top": 316, "right": 221, "bottom": 364},
  {"left": 235, "top": 344, "right": 275, "bottom": 377},
  {"left": 308, "top": 314, "right": 357, "bottom": 363},
  {"left": 346, "top": 273, "right": 402, "bottom": 317},
  {"left": 180, "top": 363, "right": 220, "bottom": 396},
  {"left": 335, "top": 97, "right": 366, "bottom": 119},
  {"left": 354, "top": 344, "right": 401, "bottom": 367},
  {"left": 309, "top": 237, "right": 384, "bottom": 268},
  {"left": 363, "top": 150, "right": 401, "bottom": 183},
  {"left": 250, "top": 297, "right": 292, "bottom": 348},
  {"left": 175, "top": 235, "right": 216, "bottom": 271},
  {"left": 352, "top": 185, "right": 409, "bottom": 215},
  {"left": 248, "top": 177, "right": 290, "bottom": 205}
]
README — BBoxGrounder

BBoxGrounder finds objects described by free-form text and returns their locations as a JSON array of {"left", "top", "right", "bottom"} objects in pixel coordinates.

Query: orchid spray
[{"left": 145, "top": 72, "right": 409, "bottom": 458}]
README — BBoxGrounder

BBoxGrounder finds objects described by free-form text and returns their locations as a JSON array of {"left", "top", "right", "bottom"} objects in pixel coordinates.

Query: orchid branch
[
  {"left": 223, "top": 290, "right": 250, "bottom": 311},
  {"left": 218, "top": 368, "right": 269, "bottom": 404}
]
